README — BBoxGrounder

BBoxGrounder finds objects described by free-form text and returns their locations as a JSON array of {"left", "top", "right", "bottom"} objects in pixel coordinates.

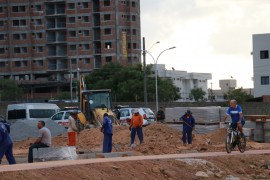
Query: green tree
[
  {"left": 190, "top": 88, "right": 206, "bottom": 102},
  {"left": 0, "top": 79, "right": 23, "bottom": 101},
  {"left": 85, "top": 63, "right": 180, "bottom": 102},
  {"left": 224, "top": 88, "right": 253, "bottom": 105}
]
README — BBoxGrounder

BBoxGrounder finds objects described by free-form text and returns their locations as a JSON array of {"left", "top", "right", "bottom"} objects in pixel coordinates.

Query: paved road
[{"left": 1, "top": 150, "right": 270, "bottom": 172}]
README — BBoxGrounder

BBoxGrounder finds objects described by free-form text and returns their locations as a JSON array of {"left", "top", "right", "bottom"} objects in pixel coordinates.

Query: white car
[
  {"left": 51, "top": 110, "right": 80, "bottom": 128},
  {"left": 118, "top": 107, "right": 155, "bottom": 126}
]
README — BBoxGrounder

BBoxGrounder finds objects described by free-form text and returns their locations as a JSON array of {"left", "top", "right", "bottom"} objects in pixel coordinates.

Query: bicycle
[{"left": 224, "top": 122, "right": 246, "bottom": 153}]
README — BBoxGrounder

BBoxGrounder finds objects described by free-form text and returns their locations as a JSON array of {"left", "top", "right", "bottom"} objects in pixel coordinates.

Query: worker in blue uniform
[
  {"left": 180, "top": 110, "right": 195, "bottom": 145},
  {"left": 0, "top": 120, "right": 16, "bottom": 165},
  {"left": 101, "top": 113, "right": 113, "bottom": 153}
]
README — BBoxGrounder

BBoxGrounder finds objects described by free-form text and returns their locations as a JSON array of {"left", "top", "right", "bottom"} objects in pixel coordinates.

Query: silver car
[{"left": 119, "top": 107, "right": 155, "bottom": 126}]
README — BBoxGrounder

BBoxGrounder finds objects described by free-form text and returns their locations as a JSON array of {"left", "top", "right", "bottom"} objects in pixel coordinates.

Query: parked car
[
  {"left": 118, "top": 107, "right": 155, "bottom": 126},
  {"left": 51, "top": 110, "right": 81, "bottom": 128}
]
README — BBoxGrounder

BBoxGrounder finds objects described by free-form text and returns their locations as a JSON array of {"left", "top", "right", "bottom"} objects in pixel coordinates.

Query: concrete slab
[{"left": 1, "top": 150, "right": 270, "bottom": 172}]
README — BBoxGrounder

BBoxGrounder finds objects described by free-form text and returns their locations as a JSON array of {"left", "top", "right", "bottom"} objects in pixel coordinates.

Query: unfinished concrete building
[{"left": 0, "top": 0, "right": 141, "bottom": 100}]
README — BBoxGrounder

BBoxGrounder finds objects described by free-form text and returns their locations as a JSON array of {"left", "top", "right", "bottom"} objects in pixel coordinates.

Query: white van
[{"left": 6, "top": 103, "right": 60, "bottom": 123}]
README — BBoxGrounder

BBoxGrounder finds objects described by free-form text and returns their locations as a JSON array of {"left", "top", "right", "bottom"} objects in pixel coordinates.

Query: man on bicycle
[{"left": 223, "top": 99, "right": 245, "bottom": 137}]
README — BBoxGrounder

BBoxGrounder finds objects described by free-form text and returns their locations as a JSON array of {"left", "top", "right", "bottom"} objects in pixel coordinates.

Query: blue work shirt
[
  {"left": 181, "top": 114, "right": 195, "bottom": 131},
  {"left": 0, "top": 122, "right": 13, "bottom": 149},
  {"left": 226, "top": 105, "right": 245, "bottom": 124},
  {"left": 102, "top": 116, "right": 113, "bottom": 135}
]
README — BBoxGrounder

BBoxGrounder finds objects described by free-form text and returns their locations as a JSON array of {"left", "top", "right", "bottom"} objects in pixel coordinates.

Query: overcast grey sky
[{"left": 140, "top": 0, "right": 270, "bottom": 89}]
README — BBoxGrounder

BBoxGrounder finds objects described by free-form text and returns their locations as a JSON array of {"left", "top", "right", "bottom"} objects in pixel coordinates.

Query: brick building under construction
[{"left": 0, "top": 0, "right": 141, "bottom": 100}]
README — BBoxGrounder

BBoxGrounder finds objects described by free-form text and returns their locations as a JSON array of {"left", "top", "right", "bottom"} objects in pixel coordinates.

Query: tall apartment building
[{"left": 0, "top": 0, "right": 141, "bottom": 99}]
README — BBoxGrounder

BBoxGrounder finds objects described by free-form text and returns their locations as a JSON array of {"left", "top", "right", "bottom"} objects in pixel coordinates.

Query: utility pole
[
  {"left": 142, "top": 37, "right": 148, "bottom": 107},
  {"left": 210, "top": 82, "right": 214, "bottom": 102}
]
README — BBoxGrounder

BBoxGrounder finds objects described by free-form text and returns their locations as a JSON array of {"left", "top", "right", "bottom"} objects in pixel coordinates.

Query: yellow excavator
[{"left": 78, "top": 75, "right": 117, "bottom": 128}]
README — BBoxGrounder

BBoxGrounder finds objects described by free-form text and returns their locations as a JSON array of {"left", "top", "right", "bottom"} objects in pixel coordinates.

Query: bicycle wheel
[
  {"left": 238, "top": 135, "right": 246, "bottom": 153},
  {"left": 225, "top": 133, "right": 232, "bottom": 153}
]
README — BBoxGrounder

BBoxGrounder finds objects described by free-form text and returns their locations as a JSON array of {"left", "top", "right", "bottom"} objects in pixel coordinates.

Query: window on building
[
  {"left": 12, "top": 6, "right": 26, "bottom": 13},
  {"left": 83, "top": 30, "right": 89, "bottom": 36},
  {"left": 126, "top": 29, "right": 130, "bottom": 35},
  {"left": 69, "top": 31, "right": 76, "bottom": 37},
  {"left": 104, "top": 0, "right": 110, "bottom": 6},
  {"left": 104, "top": 28, "right": 111, "bottom": 35},
  {"left": 37, "top": 46, "right": 43, "bottom": 52},
  {"left": 132, "top": 15, "right": 136, "bottom": 21},
  {"left": 35, "top": 19, "right": 42, "bottom": 26},
  {"left": 69, "top": 17, "right": 75, "bottom": 23},
  {"left": 0, "top": 62, "right": 5, "bottom": 68},
  {"left": 0, "top": 34, "right": 5, "bottom": 40},
  {"left": 37, "top": 60, "right": 43, "bottom": 66},
  {"left": 260, "top": 50, "right": 269, "bottom": 59},
  {"left": 104, "top": 14, "right": 111, "bottom": 21},
  {"left": 82, "top": 16, "right": 89, "bottom": 22},
  {"left": 106, "top": 56, "right": 112, "bottom": 63},
  {"left": 13, "top": 19, "right": 26, "bottom": 26},
  {"left": 0, "top": 20, "right": 3, "bottom": 26},
  {"left": 132, "top": 1, "right": 136, "bottom": 7},
  {"left": 70, "top": 44, "right": 76, "bottom": 50},
  {"left": 21, "top": 47, "right": 27, "bottom": 53},
  {"left": 133, "top": 43, "right": 137, "bottom": 49},
  {"left": 261, "top": 76, "right": 269, "bottom": 85},
  {"left": 82, "top": 44, "right": 89, "bottom": 50},
  {"left": 34, "top": 5, "right": 42, "bottom": 11},
  {"left": 68, "top": 3, "right": 75, "bottom": 9},
  {"left": 82, "top": 2, "right": 88, "bottom": 8},
  {"left": 128, "top": 43, "right": 131, "bottom": 49},
  {"left": 15, "top": 61, "right": 20, "bottom": 67},
  {"left": 71, "top": 58, "right": 77, "bottom": 64},
  {"left": 13, "top": 34, "right": 20, "bottom": 40},
  {"left": 36, "top": 32, "right": 42, "bottom": 39},
  {"left": 13, "top": 20, "right": 19, "bottom": 26},
  {"left": 0, "top": 7, "right": 3, "bottom": 13},
  {"left": 132, "top": 29, "right": 136, "bottom": 35},
  {"left": 14, "top": 47, "right": 20, "bottom": 53},
  {"left": 84, "top": 58, "right": 90, "bottom": 64},
  {"left": 0, "top": 48, "right": 5, "bottom": 54},
  {"left": 21, "top": 33, "right": 26, "bottom": 39},
  {"left": 105, "top": 42, "right": 112, "bottom": 49}
]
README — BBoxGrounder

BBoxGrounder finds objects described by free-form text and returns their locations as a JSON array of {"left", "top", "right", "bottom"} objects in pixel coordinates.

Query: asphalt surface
[{"left": 1, "top": 150, "right": 270, "bottom": 172}]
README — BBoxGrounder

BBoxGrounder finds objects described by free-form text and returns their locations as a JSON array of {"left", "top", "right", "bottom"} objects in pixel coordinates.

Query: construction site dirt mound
[
  {"left": 13, "top": 123, "right": 270, "bottom": 156},
  {"left": 5, "top": 123, "right": 270, "bottom": 179}
]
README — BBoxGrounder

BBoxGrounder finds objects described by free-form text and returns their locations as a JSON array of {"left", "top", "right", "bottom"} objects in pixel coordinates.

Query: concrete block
[{"left": 95, "top": 151, "right": 134, "bottom": 158}]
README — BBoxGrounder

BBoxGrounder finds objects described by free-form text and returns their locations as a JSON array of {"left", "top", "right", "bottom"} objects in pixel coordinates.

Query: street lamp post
[
  {"left": 145, "top": 46, "right": 176, "bottom": 113},
  {"left": 142, "top": 38, "right": 160, "bottom": 107}
]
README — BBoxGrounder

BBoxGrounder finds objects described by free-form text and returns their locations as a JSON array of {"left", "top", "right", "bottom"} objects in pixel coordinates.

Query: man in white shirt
[
  {"left": 28, "top": 121, "right": 51, "bottom": 163},
  {"left": 67, "top": 111, "right": 78, "bottom": 146}
]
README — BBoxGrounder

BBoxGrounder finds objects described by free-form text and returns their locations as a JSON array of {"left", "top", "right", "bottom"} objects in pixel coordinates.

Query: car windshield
[
  {"left": 88, "top": 92, "right": 112, "bottom": 110},
  {"left": 143, "top": 108, "right": 154, "bottom": 115}
]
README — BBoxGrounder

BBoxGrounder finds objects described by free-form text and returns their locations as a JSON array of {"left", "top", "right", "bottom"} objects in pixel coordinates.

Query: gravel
[{"left": 10, "top": 120, "right": 67, "bottom": 141}]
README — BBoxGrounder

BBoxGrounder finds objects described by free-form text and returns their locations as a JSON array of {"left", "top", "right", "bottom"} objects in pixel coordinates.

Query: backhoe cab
[{"left": 79, "top": 76, "right": 117, "bottom": 127}]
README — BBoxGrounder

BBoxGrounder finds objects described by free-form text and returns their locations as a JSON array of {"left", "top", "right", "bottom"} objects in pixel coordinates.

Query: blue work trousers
[
  {"left": 103, "top": 134, "right": 113, "bottom": 153},
  {"left": 182, "top": 129, "right": 192, "bottom": 144},
  {"left": 131, "top": 127, "right": 143, "bottom": 144},
  {"left": 0, "top": 143, "right": 16, "bottom": 165}
]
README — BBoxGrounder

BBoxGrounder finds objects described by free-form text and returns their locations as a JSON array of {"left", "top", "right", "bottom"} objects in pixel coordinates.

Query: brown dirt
[{"left": 3, "top": 123, "right": 270, "bottom": 179}]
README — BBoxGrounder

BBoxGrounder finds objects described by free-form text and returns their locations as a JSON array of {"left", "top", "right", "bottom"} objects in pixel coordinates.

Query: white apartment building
[
  {"left": 252, "top": 33, "right": 270, "bottom": 97},
  {"left": 152, "top": 64, "right": 212, "bottom": 101}
]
